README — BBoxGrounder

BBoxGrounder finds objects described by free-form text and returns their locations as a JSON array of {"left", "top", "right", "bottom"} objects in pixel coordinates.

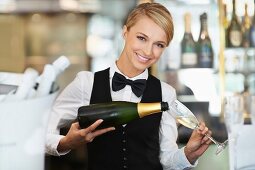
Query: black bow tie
[{"left": 112, "top": 72, "right": 147, "bottom": 97}]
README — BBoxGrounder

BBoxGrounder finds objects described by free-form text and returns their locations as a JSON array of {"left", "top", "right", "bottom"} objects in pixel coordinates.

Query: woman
[{"left": 46, "top": 2, "right": 211, "bottom": 170}]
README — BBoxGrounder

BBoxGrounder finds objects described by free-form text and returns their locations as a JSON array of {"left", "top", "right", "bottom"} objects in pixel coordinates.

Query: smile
[{"left": 137, "top": 54, "right": 150, "bottom": 62}]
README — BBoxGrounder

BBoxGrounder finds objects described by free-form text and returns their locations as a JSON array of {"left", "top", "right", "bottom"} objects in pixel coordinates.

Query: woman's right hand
[{"left": 57, "top": 119, "right": 115, "bottom": 153}]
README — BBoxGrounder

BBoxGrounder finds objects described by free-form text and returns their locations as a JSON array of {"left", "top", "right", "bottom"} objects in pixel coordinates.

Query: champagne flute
[{"left": 170, "top": 99, "right": 228, "bottom": 155}]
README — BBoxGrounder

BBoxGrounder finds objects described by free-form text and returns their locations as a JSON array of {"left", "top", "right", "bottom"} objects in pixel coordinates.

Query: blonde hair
[{"left": 125, "top": 2, "right": 174, "bottom": 46}]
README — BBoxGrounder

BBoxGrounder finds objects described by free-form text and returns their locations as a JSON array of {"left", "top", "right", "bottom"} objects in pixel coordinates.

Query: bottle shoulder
[
  {"left": 181, "top": 34, "right": 196, "bottom": 46},
  {"left": 228, "top": 17, "right": 242, "bottom": 28},
  {"left": 198, "top": 35, "right": 212, "bottom": 43},
  {"left": 182, "top": 33, "right": 195, "bottom": 40}
]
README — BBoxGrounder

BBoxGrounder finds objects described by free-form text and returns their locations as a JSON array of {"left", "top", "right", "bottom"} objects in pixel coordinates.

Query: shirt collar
[{"left": 109, "top": 61, "right": 148, "bottom": 80}]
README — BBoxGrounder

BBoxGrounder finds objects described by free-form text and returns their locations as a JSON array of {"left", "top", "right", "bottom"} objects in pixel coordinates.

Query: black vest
[{"left": 88, "top": 68, "right": 163, "bottom": 170}]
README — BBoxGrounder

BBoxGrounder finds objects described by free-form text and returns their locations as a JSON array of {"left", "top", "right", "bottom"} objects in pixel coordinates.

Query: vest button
[
  {"left": 122, "top": 139, "right": 126, "bottom": 143},
  {"left": 123, "top": 148, "right": 126, "bottom": 151},
  {"left": 123, "top": 157, "right": 127, "bottom": 161},
  {"left": 123, "top": 165, "right": 127, "bottom": 169}
]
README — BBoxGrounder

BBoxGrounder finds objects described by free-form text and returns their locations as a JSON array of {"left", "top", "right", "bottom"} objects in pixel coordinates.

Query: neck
[{"left": 116, "top": 52, "right": 144, "bottom": 78}]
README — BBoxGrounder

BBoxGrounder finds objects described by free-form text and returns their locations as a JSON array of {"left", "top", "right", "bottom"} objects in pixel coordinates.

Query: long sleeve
[
  {"left": 159, "top": 81, "right": 197, "bottom": 170},
  {"left": 45, "top": 71, "right": 94, "bottom": 156}
]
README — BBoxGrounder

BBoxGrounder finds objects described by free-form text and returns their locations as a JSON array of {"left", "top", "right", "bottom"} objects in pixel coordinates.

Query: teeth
[{"left": 138, "top": 54, "right": 149, "bottom": 62}]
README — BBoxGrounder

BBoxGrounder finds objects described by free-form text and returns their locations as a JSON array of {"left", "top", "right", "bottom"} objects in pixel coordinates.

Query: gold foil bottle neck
[{"left": 137, "top": 102, "right": 162, "bottom": 118}]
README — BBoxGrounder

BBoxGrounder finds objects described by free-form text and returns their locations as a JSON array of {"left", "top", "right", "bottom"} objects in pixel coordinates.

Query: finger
[
  {"left": 198, "top": 122, "right": 205, "bottom": 131},
  {"left": 81, "top": 119, "right": 104, "bottom": 134},
  {"left": 70, "top": 122, "right": 81, "bottom": 131},
  {"left": 84, "top": 132, "right": 93, "bottom": 142},
  {"left": 86, "top": 132, "right": 94, "bottom": 142},
  {"left": 89, "top": 119, "right": 104, "bottom": 131},
  {"left": 87, "top": 127, "right": 115, "bottom": 142},
  {"left": 201, "top": 127, "right": 209, "bottom": 135},
  {"left": 205, "top": 139, "right": 212, "bottom": 145},
  {"left": 201, "top": 136, "right": 208, "bottom": 144},
  {"left": 207, "top": 130, "right": 212, "bottom": 136},
  {"left": 202, "top": 137, "right": 212, "bottom": 145},
  {"left": 72, "top": 122, "right": 80, "bottom": 129},
  {"left": 202, "top": 130, "right": 212, "bottom": 144},
  {"left": 92, "top": 127, "right": 115, "bottom": 138},
  {"left": 196, "top": 122, "right": 205, "bottom": 133},
  {"left": 205, "top": 131, "right": 212, "bottom": 144}
]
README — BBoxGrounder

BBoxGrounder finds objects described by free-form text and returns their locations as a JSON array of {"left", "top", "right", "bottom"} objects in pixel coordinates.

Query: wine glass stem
[
  {"left": 205, "top": 133, "right": 218, "bottom": 145},
  {"left": 195, "top": 126, "right": 218, "bottom": 145}
]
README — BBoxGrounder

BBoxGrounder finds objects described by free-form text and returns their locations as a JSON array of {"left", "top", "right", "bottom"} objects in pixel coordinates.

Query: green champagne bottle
[
  {"left": 181, "top": 12, "right": 198, "bottom": 68},
  {"left": 197, "top": 13, "right": 214, "bottom": 68},
  {"left": 78, "top": 101, "right": 169, "bottom": 129}
]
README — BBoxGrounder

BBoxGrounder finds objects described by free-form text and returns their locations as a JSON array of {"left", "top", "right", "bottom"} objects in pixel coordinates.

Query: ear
[{"left": 122, "top": 25, "right": 128, "bottom": 39}]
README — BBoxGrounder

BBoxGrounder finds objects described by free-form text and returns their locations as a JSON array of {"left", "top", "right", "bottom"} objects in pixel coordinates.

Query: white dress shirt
[{"left": 46, "top": 62, "right": 197, "bottom": 170}]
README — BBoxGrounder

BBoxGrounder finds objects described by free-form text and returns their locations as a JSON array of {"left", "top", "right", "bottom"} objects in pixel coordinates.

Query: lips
[{"left": 137, "top": 53, "right": 150, "bottom": 63}]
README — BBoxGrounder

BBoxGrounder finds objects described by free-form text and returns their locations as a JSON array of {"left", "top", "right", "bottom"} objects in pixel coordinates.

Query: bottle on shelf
[
  {"left": 30, "top": 55, "right": 70, "bottom": 98},
  {"left": 223, "top": 3, "right": 229, "bottom": 47},
  {"left": 226, "top": 0, "right": 242, "bottom": 48},
  {"left": 181, "top": 12, "right": 198, "bottom": 68},
  {"left": 197, "top": 12, "right": 214, "bottom": 68},
  {"left": 223, "top": 4, "right": 229, "bottom": 31},
  {"left": 242, "top": 3, "right": 251, "bottom": 48},
  {"left": 249, "top": 0, "right": 255, "bottom": 47},
  {"left": 78, "top": 101, "right": 169, "bottom": 129}
]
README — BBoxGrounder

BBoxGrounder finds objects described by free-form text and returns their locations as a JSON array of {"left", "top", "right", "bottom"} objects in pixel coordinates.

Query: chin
[{"left": 134, "top": 63, "right": 150, "bottom": 72}]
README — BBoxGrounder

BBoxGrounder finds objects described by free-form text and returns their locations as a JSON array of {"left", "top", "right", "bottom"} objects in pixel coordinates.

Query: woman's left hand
[{"left": 184, "top": 122, "right": 212, "bottom": 164}]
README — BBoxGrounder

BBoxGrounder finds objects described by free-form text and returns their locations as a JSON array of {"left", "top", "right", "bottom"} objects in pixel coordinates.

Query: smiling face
[{"left": 117, "top": 16, "right": 168, "bottom": 77}]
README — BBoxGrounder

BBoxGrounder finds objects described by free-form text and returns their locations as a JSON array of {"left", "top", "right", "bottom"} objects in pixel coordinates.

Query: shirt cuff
[
  {"left": 179, "top": 147, "right": 198, "bottom": 169},
  {"left": 45, "top": 134, "right": 71, "bottom": 156}
]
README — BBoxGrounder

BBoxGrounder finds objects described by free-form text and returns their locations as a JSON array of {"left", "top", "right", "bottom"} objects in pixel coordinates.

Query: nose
[{"left": 144, "top": 43, "right": 152, "bottom": 56}]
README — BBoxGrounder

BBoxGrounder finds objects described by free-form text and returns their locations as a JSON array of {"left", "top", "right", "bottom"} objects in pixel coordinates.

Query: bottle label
[
  {"left": 200, "top": 54, "right": 211, "bottom": 62},
  {"left": 198, "top": 46, "right": 213, "bottom": 68},
  {"left": 182, "top": 53, "right": 197, "bottom": 65},
  {"left": 230, "top": 30, "right": 242, "bottom": 47}
]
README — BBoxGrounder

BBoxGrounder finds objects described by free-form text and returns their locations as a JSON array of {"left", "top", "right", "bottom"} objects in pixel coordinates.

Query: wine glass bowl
[{"left": 170, "top": 100, "right": 228, "bottom": 155}]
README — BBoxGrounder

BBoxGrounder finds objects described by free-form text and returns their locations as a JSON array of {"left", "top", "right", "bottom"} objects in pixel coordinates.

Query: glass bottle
[
  {"left": 242, "top": 3, "right": 251, "bottom": 48},
  {"left": 78, "top": 101, "right": 169, "bottom": 129},
  {"left": 249, "top": 0, "right": 255, "bottom": 47},
  {"left": 223, "top": 4, "right": 229, "bottom": 31},
  {"left": 223, "top": 4, "right": 229, "bottom": 47},
  {"left": 197, "top": 13, "right": 214, "bottom": 68},
  {"left": 226, "top": 0, "right": 242, "bottom": 48},
  {"left": 181, "top": 12, "right": 197, "bottom": 68}
]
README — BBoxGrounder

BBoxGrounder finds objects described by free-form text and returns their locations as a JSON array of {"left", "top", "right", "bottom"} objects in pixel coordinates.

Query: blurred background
[{"left": 1, "top": 0, "right": 255, "bottom": 169}]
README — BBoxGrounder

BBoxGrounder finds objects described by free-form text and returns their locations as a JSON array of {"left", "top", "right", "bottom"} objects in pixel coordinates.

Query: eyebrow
[{"left": 137, "top": 32, "right": 167, "bottom": 45}]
